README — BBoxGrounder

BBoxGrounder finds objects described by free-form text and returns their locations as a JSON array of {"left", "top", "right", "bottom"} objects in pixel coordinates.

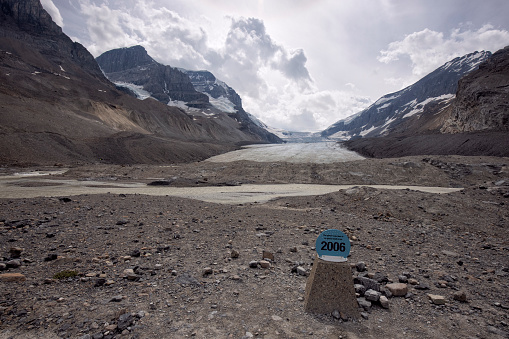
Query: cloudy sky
[{"left": 42, "top": 0, "right": 509, "bottom": 132}]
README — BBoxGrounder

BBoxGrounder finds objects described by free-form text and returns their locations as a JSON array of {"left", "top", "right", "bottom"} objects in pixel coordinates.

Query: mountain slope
[
  {"left": 322, "top": 51, "right": 491, "bottom": 140},
  {"left": 96, "top": 46, "right": 282, "bottom": 144},
  {"left": 344, "top": 46, "right": 509, "bottom": 157},
  {"left": 0, "top": 0, "right": 278, "bottom": 165}
]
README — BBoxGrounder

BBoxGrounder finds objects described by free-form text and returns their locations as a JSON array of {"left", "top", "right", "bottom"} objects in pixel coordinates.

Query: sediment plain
[{"left": 0, "top": 151, "right": 508, "bottom": 338}]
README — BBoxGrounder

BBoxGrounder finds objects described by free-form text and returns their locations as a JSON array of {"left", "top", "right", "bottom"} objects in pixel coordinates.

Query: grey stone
[
  {"left": 6, "top": 259, "right": 21, "bottom": 268},
  {"left": 332, "top": 310, "right": 341, "bottom": 319},
  {"left": 249, "top": 261, "right": 259, "bottom": 268},
  {"left": 296, "top": 266, "right": 307, "bottom": 276},
  {"left": 357, "top": 297, "right": 371, "bottom": 311},
  {"left": 398, "top": 275, "right": 408, "bottom": 283},
  {"left": 379, "top": 295, "right": 389, "bottom": 309},
  {"left": 110, "top": 295, "right": 123, "bottom": 302},
  {"left": 354, "top": 276, "right": 380, "bottom": 292},
  {"left": 117, "top": 313, "right": 134, "bottom": 330},
  {"left": 364, "top": 289, "right": 381, "bottom": 302}
]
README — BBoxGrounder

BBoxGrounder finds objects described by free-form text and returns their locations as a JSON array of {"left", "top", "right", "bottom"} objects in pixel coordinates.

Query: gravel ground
[{"left": 0, "top": 155, "right": 508, "bottom": 339}]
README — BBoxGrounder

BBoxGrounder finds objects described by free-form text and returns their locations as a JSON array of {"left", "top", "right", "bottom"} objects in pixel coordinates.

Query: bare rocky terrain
[{"left": 0, "top": 155, "right": 508, "bottom": 339}]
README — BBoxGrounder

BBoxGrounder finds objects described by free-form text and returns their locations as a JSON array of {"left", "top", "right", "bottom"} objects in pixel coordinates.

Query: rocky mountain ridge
[
  {"left": 322, "top": 51, "right": 492, "bottom": 140},
  {"left": 0, "top": 0, "right": 279, "bottom": 165},
  {"left": 96, "top": 45, "right": 282, "bottom": 144}
]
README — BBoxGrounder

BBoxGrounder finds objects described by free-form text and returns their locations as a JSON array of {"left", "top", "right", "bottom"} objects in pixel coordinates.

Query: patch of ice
[
  {"left": 206, "top": 93, "right": 236, "bottom": 113},
  {"left": 402, "top": 94, "right": 454, "bottom": 119},
  {"left": 114, "top": 82, "right": 152, "bottom": 100}
]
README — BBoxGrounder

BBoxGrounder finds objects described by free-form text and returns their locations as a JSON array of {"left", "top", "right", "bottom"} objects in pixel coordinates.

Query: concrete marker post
[{"left": 304, "top": 229, "right": 360, "bottom": 319}]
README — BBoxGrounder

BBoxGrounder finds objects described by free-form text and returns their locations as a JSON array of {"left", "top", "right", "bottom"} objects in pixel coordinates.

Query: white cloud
[
  {"left": 40, "top": 0, "right": 64, "bottom": 27},
  {"left": 378, "top": 24, "right": 509, "bottom": 79}
]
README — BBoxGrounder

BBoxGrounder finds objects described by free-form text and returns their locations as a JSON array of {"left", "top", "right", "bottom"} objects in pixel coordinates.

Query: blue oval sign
[{"left": 315, "top": 229, "right": 351, "bottom": 261}]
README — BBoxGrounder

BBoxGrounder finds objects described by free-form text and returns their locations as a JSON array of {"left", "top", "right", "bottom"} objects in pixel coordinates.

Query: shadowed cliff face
[
  {"left": 441, "top": 45, "right": 509, "bottom": 133},
  {"left": 96, "top": 46, "right": 210, "bottom": 106}
]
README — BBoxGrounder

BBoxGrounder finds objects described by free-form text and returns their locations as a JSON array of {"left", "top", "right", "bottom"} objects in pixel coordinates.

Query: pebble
[
  {"left": 332, "top": 310, "right": 341, "bottom": 319},
  {"left": 0, "top": 263, "right": 6, "bottom": 271},
  {"left": 427, "top": 294, "right": 446, "bottom": 305},
  {"left": 249, "top": 261, "right": 259, "bottom": 268},
  {"left": 385, "top": 283, "right": 408, "bottom": 297},
  {"left": 230, "top": 249, "right": 239, "bottom": 258},
  {"left": 202, "top": 267, "right": 213, "bottom": 276}
]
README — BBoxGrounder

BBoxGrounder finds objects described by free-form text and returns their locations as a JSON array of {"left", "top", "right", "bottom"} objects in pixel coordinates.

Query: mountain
[
  {"left": 322, "top": 51, "right": 491, "bottom": 140},
  {"left": 343, "top": 46, "right": 509, "bottom": 157},
  {"left": 96, "top": 46, "right": 282, "bottom": 144},
  {"left": 0, "top": 0, "right": 278, "bottom": 165}
]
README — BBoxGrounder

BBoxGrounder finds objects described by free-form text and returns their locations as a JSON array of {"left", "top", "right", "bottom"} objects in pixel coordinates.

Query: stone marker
[{"left": 304, "top": 256, "right": 360, "bottom": 319}]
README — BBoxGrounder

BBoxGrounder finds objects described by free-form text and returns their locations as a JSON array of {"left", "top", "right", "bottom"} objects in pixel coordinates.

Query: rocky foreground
[{"left": 0, "top": 155, "right": 508, "bottom": 338}]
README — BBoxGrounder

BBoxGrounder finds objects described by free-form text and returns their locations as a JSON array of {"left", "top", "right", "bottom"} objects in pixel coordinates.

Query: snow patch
[
  {"left": 206, "top": 93, "right": 236, "bottom": 113},
  {"left": 114, "top": 82, "right": 152, "bottom": 100},
  {"left": 402, "top": 94, "right": 454, "bottom": 119}
]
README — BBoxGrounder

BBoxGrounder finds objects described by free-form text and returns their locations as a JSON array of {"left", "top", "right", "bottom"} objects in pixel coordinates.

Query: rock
[
  {"left": 262, "top": 250, "right": 274, "bottom": 261},
  {"left": 0, "top": 273, "right": 26, "bottom": 282},
  {"left": 259, "top": 260, "right": 271, "bottom": 269},
  {"left": 385, "top": 283, "right": 408, "bottom": 297},
  {"left": 0, "top": 263, "right": 6, "bottom": 271},
  {"left": 116, "top": 219, "right": 129, "bottom": 225},
  {"left": 130, "top": 249, "right": 141, "bottom": 257},
  {"left": 332, "top": 310, "right": 341, "bottom": 319},
  {"left": 357, "top": 297, "right": 371, "bottom": 311},
  {"left": 407, "top": 278, "right": 419, "bottom": 285},
  {"left": 453, "top": 290, "right": 468, "bottom": 302},
  {"left": 110, "top": 295, "right": 123, "bottom": 302},
  {"left": 249, "top": 261, "right": 259, "bottom": 268},
  {"left": 203, "top": 267, "right": 213, "bottom": 276},
  {"left": 354, "top": 284, "right": 366, "bottom": 296},
  {"left": 354, "top": 276, "right": 380, "bottom": 292},
  {"left": 398, "top": 275, "right": 408, "bottom": 283},
  {"left": 9, "top": 247, "right": 23, "bottom": 258},
  {"left": 117, "top": 313, "right": 134, "bottom": 330},
  {"left": 379, "top": 295, "right": 390, "bottom": 309},
  {"left": 230, "top": 249, "right": 239, "bottom": 258},
  {"left": 428, "top": 294, "right": 446, "bottom": 305},
  {"left": 356, "top": 262, "right": 366, "bottom": 272},
  {"left": 6, "top": 259, "right": 21, "bottom": 268},
  {"left": 373, "top": 272, "right": 389, "bottom": 283},
  {"left": 123, "top": 268, "right": 138, "bottom": 281},
  {"left": 44, "top": 253, "right": 58, "bottom": 262},
  {"left": 364, "top": 289, "right": 381, "bottom": 302},
  {"left": 296, "top": 266, "right": 307, "bottom": 276},
  {"left": 360, "top": 312, "right": 369, "bottom": 319},
  {"left": 414, "top": 283, "right": 430, "bottom": 290}
]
